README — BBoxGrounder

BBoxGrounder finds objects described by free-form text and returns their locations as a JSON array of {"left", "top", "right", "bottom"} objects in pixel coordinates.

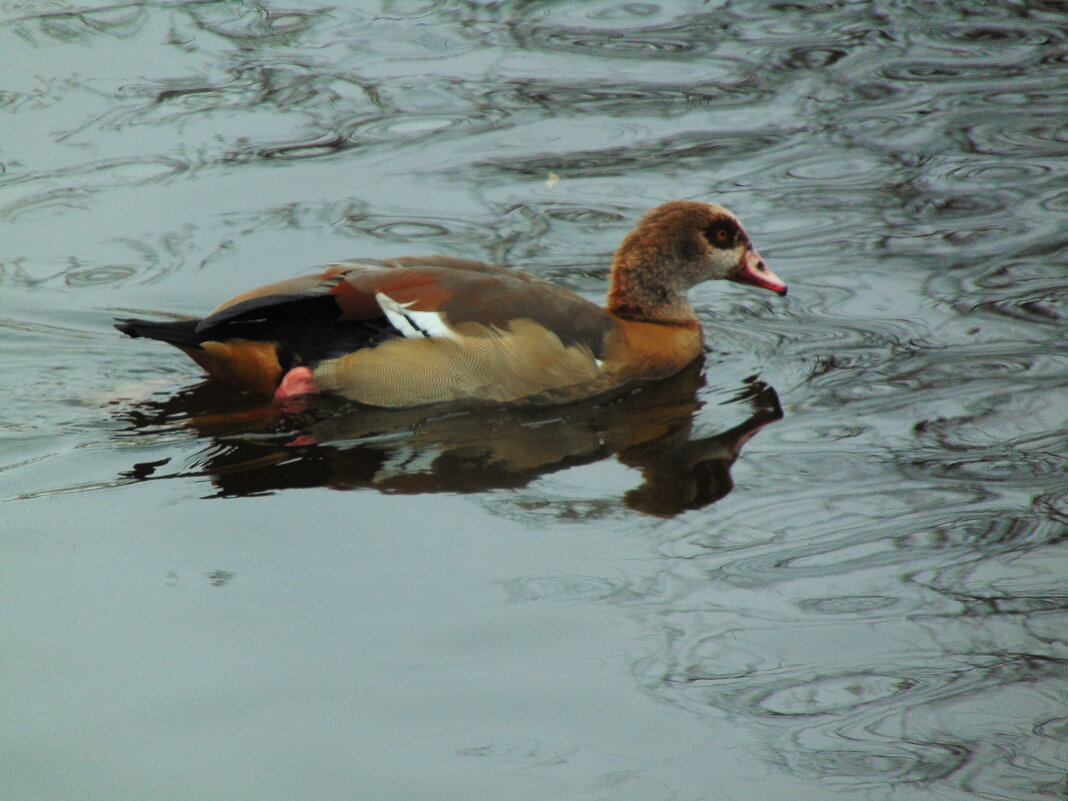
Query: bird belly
[{"left": 311, "top": 319, "right": 605, "bottom": 407}]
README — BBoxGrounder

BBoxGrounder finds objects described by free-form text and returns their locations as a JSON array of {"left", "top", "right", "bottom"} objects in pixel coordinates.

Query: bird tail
[{"left": 114, "top": 318, "right": 202, "bottom": 349}]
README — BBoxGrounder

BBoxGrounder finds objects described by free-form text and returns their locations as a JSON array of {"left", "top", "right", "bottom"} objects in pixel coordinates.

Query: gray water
[{"left": 3, "top": 2, "right": 1067, "bottom": 799}]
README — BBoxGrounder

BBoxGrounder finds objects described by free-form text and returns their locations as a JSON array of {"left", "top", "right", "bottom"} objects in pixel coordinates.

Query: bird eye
[{"left": 705, "top": 222, "right": 738, "bottom": 249}]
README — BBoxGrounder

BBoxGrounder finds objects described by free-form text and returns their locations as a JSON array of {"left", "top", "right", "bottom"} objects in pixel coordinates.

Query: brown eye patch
[{"left": 704, "top": 219, "right": 742, "bottom": 249}]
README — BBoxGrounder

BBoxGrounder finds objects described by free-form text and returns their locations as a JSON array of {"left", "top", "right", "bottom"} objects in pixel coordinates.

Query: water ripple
[
  {"left": 486, "top": 74, "right": 772, "bottom": 117},
  {"left": 796, "top": 595, "right": 901, "bottom": 616},
  {"left": 5, "top": 2, "right": 148, "bottom": 42},
  {"left": 479, "top": 128, "right": 796, "bottom": 180},
  {"left": 910, "top": 546, "right": 1068, "bottom": 608},
  {"left": 64, "top": 265, "right": 137, "bottom": 286},
  {"left": 503, "top": 5, "right": 726, "bottom": 59},
  {"left": 188, "top": 4, "right": 329, "bottom": 43}
]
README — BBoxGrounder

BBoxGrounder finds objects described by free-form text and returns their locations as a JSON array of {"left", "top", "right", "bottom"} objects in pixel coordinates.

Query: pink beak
[{"left": 728, "top": 247, "right": 787, "bottom": 296}]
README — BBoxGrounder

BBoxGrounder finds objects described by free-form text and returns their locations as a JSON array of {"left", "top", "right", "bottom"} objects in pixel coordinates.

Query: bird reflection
[{"left": 116, "top": 359, "right": 782, "bottom": 517}]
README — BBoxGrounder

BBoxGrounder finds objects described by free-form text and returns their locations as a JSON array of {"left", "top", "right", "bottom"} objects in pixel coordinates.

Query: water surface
[{"left": 3, "top": 2, "right": 1067, "bottom": 800}]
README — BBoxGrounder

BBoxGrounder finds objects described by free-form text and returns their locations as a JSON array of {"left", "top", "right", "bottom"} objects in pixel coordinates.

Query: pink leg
[{"left": 275, "top": 366, "right": 319, "bottom": 399}]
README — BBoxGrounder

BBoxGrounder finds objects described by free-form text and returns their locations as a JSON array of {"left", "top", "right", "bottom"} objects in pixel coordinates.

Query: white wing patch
[
  {"left": 376, "top": 292, "right": 459, "bottom": 341},
  {"left": 328, "top": 259, "right": 383, "bottom": 271}
]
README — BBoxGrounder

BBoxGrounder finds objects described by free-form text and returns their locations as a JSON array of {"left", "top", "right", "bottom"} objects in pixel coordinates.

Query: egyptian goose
[{"left": 116, "top": 201, "right": 786, "bottom": 407}]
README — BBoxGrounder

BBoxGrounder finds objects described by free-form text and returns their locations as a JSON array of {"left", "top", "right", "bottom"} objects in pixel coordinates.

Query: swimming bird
[{"left": 115, "top": 200, "right": 786, "bottom": 407}]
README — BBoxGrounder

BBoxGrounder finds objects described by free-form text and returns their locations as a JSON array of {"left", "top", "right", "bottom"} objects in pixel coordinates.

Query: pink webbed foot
[{"left": 275, "top": 366, "right": 319, "bottom": 400}]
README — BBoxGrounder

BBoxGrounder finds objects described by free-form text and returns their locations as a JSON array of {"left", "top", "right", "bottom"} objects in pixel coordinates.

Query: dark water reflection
[
  {"left": 116, "top": 364, "right": 783, "bottom": 517},
  {"left": 4, "top": 0, "right": 1068, "bottom": 799}
]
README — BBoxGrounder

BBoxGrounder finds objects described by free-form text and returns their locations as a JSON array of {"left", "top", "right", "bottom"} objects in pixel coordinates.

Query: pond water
[{"left": 3, "top": 1, "right": 1067, "bottom": 799}]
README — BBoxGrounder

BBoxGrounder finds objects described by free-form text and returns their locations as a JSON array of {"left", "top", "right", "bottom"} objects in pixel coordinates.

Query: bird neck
[{"left": 606, "top": 255, "right": 696, "bottom": 326}]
